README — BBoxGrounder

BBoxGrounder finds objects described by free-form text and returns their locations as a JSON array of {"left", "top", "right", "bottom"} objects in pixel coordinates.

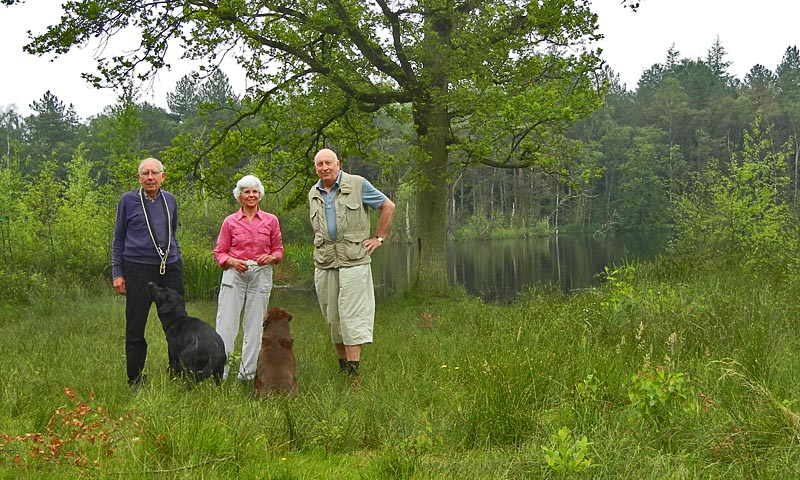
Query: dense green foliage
[
  {"left": 672, "top": 119, "right": 799, "bottom": 278},
  {"left": 3, "top": 36, "right": 800, "bottom": 241}
]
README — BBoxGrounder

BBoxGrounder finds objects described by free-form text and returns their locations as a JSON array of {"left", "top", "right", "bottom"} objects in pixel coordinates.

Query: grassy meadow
[{"left": 2, "top": 257, "right": 800, "bottom": 479}]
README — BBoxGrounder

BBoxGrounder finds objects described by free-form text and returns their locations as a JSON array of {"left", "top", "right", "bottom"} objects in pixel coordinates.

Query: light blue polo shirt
[{"left": 314, "top": 171, "right": 388, "bottom": 241}]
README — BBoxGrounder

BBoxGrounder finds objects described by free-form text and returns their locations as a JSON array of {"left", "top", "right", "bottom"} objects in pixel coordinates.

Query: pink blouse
[{"left": 213, "top": 209, "right": 284, "bottom": 268}]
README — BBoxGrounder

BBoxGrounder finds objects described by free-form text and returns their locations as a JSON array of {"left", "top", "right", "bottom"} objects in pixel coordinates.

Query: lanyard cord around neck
[{"left": 139, "top": 187, "right": 171, "bottom": 275}]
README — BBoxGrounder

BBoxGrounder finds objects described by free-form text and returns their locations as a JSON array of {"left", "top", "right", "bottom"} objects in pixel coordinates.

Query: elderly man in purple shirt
[{"left": 111, "top": 158, "right": 184, "bottom": 387}]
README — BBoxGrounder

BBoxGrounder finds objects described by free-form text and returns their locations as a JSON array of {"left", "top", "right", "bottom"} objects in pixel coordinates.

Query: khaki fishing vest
[{"left": 308, "top": 172, "right": 371, "bottom": 269}]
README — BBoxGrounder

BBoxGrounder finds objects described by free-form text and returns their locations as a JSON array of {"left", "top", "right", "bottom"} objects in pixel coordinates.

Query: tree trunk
[
  {"left": 413, "top": 101, "right": 450, "bottom": 295},
  {"left": 409, "top": 4, "right": 452, "bottom": 296},
  {"left": 414, "top": 168, "right": 449, "bottom": 295}
]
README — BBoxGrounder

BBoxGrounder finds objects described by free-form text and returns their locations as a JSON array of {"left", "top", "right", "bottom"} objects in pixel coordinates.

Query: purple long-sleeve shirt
[{"left": 111, "top": 188, "right": 182, "bottom": 279}]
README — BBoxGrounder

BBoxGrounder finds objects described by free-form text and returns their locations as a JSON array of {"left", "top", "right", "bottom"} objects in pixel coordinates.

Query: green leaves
[
  {"left": 541, "top": 426, "right": 597, "bottom": 474},
  {"left": 628, "top": 363, "right": 688, "bottom": 426},
  {"left": 672, "top": 117, "right": 797, "bottom": 277}
]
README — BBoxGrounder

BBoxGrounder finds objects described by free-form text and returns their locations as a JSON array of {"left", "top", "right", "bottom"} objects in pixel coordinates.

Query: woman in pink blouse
[{"left": 213, "top": 175, "right": 284, "bottom": 382}]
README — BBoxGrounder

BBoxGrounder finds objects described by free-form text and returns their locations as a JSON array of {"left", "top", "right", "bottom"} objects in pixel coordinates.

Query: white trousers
[{"left": 215, "top": 265, "right": 273, "bottom": 381}]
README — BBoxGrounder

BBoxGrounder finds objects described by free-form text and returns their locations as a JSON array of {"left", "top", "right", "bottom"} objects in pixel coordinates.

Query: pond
[{"left": 370, "top": 232, "right": 671, "bottom": 302}]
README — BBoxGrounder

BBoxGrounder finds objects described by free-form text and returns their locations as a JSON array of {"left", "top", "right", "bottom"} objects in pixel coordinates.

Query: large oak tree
[{"left": 14, "top": 0, "right": 619, "bottom": 295}]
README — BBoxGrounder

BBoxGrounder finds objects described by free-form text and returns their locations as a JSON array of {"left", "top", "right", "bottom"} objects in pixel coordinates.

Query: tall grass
[{"left": 2, "top": 258, "right": 800, "bottom": 478}]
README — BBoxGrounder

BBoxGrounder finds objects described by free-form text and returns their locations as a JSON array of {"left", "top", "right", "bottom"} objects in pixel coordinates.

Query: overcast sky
[
  {"left": 1, "top": 0, "right": 797, "bottom": 120},
  {"left": 592, "top": 0, "right": 798, "bottom": 88}
]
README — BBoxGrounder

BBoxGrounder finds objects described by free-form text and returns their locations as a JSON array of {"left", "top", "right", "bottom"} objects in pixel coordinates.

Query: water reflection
[{"left": 371, "top": 233, "right": 670, "bottom": 303}]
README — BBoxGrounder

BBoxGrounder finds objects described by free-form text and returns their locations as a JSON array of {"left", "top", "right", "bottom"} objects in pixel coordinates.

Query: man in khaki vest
[{"left": 308, "top": 148, "right": 395, "bottom": 385}]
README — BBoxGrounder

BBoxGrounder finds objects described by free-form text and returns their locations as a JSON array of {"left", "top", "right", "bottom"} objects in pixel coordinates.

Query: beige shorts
[{"left": 314, "top": 264, "right": 375, "bottom": 345}]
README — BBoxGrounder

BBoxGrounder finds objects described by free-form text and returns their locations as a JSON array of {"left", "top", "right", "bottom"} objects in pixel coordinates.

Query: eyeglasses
[{"left": 138, "top": 170, "right": 164, "bottom": 177}]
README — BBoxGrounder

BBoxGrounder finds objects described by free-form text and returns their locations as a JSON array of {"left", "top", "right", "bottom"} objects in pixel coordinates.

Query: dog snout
[{"left": 146, "top": 282, "right": 160, "bottom": 299}]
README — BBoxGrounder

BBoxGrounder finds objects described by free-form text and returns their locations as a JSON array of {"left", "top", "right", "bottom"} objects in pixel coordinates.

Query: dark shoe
[
  {"left": 346, "top": 360, "right": 360, "bottom": 376},
  {"left": 128, "top": 374, "right": 147, "bottom": 391}
]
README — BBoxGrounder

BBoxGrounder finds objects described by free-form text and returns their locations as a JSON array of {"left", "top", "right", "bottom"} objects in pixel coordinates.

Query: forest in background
[{"left": 0, "top": 39, "right": 799, "bottom": 301}]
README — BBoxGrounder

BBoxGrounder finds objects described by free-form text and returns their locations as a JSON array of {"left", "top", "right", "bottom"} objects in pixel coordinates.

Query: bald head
[
  {"left": 314, "top": 148, "right": 341, "bottom": 190},
  {"left": 314, "top": 148, "right": 338, "bottom": 163}
]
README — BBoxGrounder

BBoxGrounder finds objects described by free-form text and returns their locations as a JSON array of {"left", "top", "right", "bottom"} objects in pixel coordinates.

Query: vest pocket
[
  {"left": 342, "top": 233, "right": 367, "bottom": 260},
  {"left": 343, "top": 202, "right": 366, "bottom": 230},
  {"left": 313, "top": 232, "right": 336, "bottom": 265}
]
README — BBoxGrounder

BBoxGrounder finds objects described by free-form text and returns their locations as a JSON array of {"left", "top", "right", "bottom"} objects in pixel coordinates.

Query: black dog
[{"left": 146, "top": 282, "right": 226, "bottom": 383}]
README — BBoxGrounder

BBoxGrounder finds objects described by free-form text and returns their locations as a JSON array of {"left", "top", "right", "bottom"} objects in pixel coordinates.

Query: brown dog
[{"left": 254, "top": 307, "right": 298, "bottom": 397}]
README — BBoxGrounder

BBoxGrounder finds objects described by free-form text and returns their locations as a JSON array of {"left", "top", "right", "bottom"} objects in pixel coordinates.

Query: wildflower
[
  {"left": 482, "top": 360, "right": 491, "bottom": 374},
  {"left": 615, "top": 335, "right": 626, "bottom": 354},
  {"left": 666, "top": 332, "right": 679, "bottom": 362},
  {"left": 635, "top": 322, "right": 646, "bottom": 351}
]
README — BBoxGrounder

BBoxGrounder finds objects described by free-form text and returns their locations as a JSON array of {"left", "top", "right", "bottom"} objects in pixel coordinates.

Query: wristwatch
[{"left": 376, "top": 236, "right": 384, "bottom": 244}]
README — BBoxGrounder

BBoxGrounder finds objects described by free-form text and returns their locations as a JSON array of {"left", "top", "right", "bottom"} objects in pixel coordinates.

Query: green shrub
[
  {"left": 628, "top": 363, "right": 689, "bottom": 429},
  {"left": 541, "top": 427, "right": 597, "bottom": 475},
  {"left": 672, "top": 119, "right": 798, "bottom": 279},
  {"left": 0, "top": 269, "right": 49, "bottom": 305}
]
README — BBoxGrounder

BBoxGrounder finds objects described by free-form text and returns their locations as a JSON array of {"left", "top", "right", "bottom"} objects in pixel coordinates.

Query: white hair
[
  {"left": 233, "top": 175, "right": 265, "bottom": 199},
  {"left": 138, "top": 157, "right": 165, "bottom": 173}
]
